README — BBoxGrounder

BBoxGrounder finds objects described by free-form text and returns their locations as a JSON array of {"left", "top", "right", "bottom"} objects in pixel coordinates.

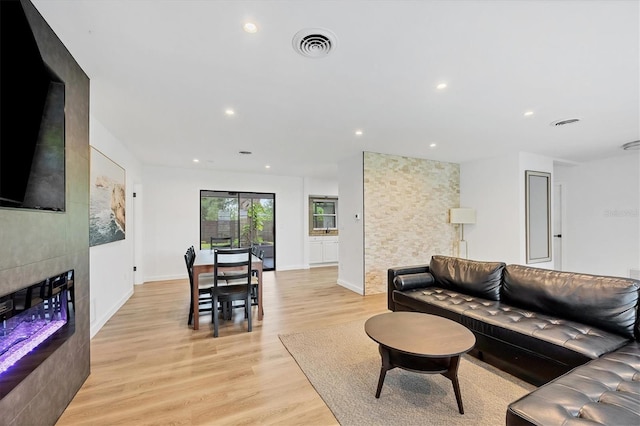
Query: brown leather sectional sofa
[{"left": 387, "top": 255, "right": 640, "bottom": 425}]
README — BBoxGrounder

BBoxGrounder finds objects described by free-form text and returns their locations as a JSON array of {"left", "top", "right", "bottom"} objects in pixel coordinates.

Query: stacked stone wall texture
[{"left": 363, "top": 152, "right": 459, "bottom": 294}]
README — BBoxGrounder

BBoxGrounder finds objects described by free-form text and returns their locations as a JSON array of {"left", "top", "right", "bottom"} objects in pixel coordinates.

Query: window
[
  {"left": 200, "top": 190, "right": 276, "bottom": 271},
  {"left": 310, "top": 197, "right": 338, "bottom": 234}
]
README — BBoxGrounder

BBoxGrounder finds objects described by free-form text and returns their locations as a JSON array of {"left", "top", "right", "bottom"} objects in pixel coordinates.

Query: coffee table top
[{"left": 365, "top": 312, "right": 475, "bottom": 357}]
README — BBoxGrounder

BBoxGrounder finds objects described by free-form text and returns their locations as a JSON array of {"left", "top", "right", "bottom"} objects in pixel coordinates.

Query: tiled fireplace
[
  {"left": 0, "top": 1, "right": 90, "bottom": 424},
  {"left": 0, "top": 270, "right": 75, "bottom": 399}
]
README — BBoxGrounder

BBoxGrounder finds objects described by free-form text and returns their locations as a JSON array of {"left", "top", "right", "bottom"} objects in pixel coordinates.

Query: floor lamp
[{"left": 449, "top": 208, "right": 476, "bottom": 259}]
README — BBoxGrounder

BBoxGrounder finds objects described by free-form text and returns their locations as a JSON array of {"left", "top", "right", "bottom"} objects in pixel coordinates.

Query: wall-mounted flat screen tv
[{"left": 0, "top": 0, "right": 66, "bottom": 212}]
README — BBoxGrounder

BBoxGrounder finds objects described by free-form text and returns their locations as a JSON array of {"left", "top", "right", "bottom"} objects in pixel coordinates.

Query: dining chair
[
  {"left": 210, "top": 236, "right": 232, "bottom": 249},
  {"left": 185, "top": 246, "right": 216, "bottom": 326},
  {"left": 250, "top": 248, "right": 264, "bottom": 307},
  {"left": 222, "top": 247, "right": 262, "bottom": 307},
  {"left": 211, "top": 247, "right": 253, "bottom": 337}
]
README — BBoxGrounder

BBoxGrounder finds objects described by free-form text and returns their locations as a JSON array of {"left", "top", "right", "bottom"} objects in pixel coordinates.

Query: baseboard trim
[
  {"left": 90, "top": 288, "right": 134, "bottom": 339},
  {"left": 337, "top": 278, "right": 364, "bottom": 295},
  {"left": 310, "top": 262, "right": 338, "bottom": 268},
  {"left": 145, "top": 274, "right": 185, "bottom": 283}
]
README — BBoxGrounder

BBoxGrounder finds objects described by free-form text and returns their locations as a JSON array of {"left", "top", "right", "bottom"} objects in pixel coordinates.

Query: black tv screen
[{"left": 0, "top": 0, "right": 66, "bottom": 212}]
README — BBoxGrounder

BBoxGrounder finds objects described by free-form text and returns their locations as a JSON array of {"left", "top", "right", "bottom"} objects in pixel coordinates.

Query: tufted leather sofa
[
  {"left": 506, "top": 341, "right": 640, "bottom": 425},
  {"left": 387, "top": 255, "right": 640, "bottom": 425}
]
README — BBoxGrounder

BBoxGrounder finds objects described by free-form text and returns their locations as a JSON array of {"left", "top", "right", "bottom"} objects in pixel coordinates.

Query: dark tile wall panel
[{"left": 0, "top": 1, "right": 90, "bottom": 425}]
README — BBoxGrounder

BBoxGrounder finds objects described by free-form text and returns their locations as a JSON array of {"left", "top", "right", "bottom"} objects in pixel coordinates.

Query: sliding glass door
[{"left": 200, "top": 190, "right": 275, "bottom": 270}]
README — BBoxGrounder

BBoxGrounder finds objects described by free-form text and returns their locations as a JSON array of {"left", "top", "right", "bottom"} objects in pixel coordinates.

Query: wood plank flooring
[{"left": 56, "top": 267, "right": 388, "bottom": 425}]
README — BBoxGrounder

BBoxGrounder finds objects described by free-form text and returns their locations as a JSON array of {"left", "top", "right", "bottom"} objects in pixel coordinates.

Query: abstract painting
[{"left": 90, "top": 146, "right": 125, "bottom": 246}]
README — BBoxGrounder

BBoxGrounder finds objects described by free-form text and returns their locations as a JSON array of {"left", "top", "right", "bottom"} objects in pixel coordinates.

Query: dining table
[{"left": 191, "top": 249, "right": 264, "bottom": 330}]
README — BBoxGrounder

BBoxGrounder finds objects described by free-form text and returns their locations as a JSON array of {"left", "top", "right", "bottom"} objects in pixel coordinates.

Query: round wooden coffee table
[{"left": 364, "top": 312, "right": 476, "bottom": 414}]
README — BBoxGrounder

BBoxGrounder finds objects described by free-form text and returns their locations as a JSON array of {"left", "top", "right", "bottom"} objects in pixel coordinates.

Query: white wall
[
  {"left": 304, "top": 177, "right": 339, "bottom": 200},
  {"left": 89, "top": 115, "right": 142, "bottom": 337},
  {"left": 460, "top": 153, "right": 521, "bottom": 263},
  {"left": 460, "top": 152, "right": 554, "bottom": 267},
  {"left": 142, "top": 165, "right": 306, "bottom": 281},
  {"left": 337, "top": 153, "right": 364, "bottom": 294},
  {"left": 555, "top": 153, "right": 640, "bottom": 277}
]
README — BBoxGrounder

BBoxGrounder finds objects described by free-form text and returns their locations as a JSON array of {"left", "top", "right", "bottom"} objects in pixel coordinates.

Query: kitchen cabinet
[{"left": 309, "top": 236, "right": 339, "bottom": 264}]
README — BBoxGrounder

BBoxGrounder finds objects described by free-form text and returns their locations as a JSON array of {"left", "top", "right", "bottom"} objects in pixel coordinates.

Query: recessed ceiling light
[
  {"left": 429, "top": 143, "right": 437, "bottom": 148},
  {"left": 193, "top": 158, "right": 200, "bottom": 163},
  {"left": 243, "top": 22, "right": 258, "bottom": 33},
  {"left": 265, "top": 165, "right": 271, "bottom": 169},
  {"left": 355, "top": 130, "right": 363, "bottom": 136},
  {"left": 225, "top": 109, "right": 235, "bottom": 116},
  {"left": 436, "top": 83, "right": 447, "bottom": 90},
  {"left": 239, "top": 150, "right": 252, "bottom": 155},
  {"left": 523, "top": 111, "right": 534, "bottom": 117}
]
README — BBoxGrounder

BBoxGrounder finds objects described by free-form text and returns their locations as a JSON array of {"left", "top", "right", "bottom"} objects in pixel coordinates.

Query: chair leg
[
  {"left": 223, "top": 300, "right": 231, "bottom": 320},
  {"left": 188, "top": 299, "right": 194, "bottom": 326},
  {"left": 212, "top": 295, "right": 219, "bottom": 338},
  {"left": 246, "top": 294, "right": 252, "bottom": 332}
]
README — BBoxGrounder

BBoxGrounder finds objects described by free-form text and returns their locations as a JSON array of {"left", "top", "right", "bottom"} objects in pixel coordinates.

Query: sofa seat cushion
[
  {"left": 506, "top": 341, "right": 640, "bottom": 426},
  {"left": 410, "top": 287, "right": 500, "bottom": 313},
  {"left": 464, "top": 304, "right": 630, "bottom": 360},
  {"left": 392, "top": 288, "right": 480, "bottom": 322},
  {"left": 393, "top": 287, "right": 629, "bottom": 364}
]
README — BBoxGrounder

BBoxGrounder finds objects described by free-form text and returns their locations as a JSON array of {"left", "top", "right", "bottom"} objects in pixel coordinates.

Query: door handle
[{"left": 553, "top": 234, "right": 562, "bottom": 238}]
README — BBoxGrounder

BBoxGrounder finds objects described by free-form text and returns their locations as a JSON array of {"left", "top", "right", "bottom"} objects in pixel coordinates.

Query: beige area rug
[{"left": 279, "top": 319, "right": 536, "bottom": 426}]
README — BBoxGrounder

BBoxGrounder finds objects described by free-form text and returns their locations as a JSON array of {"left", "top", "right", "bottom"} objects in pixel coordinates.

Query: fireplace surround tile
[{"left": 0, "top": 1, "right": 90, "bottom": 424}]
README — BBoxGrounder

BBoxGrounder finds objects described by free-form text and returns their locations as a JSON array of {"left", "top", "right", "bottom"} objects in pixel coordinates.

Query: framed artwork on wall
[
  {"left": 90, "top": 146, "right": 125, "bottom": 247},
  {"left": 525, "top": 170, "right": 551, "bottom": 264}
]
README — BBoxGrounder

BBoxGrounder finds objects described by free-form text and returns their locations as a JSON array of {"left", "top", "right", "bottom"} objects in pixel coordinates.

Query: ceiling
[{"left": 32, "top": 0, "right": 640, "bottom": 179}]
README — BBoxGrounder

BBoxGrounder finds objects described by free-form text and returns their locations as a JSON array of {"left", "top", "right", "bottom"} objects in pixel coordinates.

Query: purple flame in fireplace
[
  {"left": 0, "top": 319, "right": 66, "bottom": 374},
  {"left": 0, "top": 269, "right": 74, "bottom": 390}
]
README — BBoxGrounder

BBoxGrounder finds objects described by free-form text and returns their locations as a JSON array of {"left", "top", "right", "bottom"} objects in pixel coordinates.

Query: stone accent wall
[{"left": 363, "top": 152, "right": 459, "bottom": 294}]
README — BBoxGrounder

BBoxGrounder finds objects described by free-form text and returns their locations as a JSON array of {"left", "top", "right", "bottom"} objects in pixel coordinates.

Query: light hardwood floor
[{"left": 56, "top": 266, "right": 388, "bottom": 425}]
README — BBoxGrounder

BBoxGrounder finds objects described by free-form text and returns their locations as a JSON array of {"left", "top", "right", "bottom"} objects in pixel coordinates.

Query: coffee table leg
[
  {"left": 375, "top": 345, "right": 392, "bottom": 398},
  {"left": 443, "top": 355, "right": 464, "bottom": 414}
]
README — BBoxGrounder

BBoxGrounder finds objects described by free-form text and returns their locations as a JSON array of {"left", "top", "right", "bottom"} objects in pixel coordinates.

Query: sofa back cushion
[
  {"left": 503, "top": 264, "right": 639, "bottom": 339},
  {"left": 429, "top": 255, "right": 505, "bottom": 301}
]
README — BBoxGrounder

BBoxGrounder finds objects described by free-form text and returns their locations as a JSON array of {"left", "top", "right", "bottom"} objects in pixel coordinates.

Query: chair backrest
[
  {"left": 213, "top": 247, "right": 252, "bottom": 289},
  {"left": 184, "top": 247, "right": 195, "bottom": 287},
  {"left": 250, "top": 245, "right": 264, "bottom": 258},
  {"left": 211, "top": 236, "right": 232, "bottom": 249}
]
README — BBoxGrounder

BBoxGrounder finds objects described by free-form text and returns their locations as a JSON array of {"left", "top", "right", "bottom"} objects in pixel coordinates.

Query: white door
[{"left": 553, "top": 183, "right": 563, "bottom": 270}]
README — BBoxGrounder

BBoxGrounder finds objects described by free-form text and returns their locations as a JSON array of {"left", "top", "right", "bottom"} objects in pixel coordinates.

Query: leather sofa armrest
[{"left": 387, "top": 265, "right": 430, "bottom": 311}]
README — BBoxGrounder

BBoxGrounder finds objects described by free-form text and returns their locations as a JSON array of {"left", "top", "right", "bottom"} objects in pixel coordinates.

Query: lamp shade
[{"left": 449, "top": 208, "right": 476, "bottom": 224}]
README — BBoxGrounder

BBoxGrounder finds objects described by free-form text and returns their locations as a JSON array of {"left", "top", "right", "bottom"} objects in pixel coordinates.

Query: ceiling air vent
[
  {"left": 622, "top": 140, "right": 640, "bottom": 151},
  {"left": 550, "top": 118, "right": 580, "bottom": 126},
  {"left": 292, "top": 28, "right": 337, "bottom": 58}
]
